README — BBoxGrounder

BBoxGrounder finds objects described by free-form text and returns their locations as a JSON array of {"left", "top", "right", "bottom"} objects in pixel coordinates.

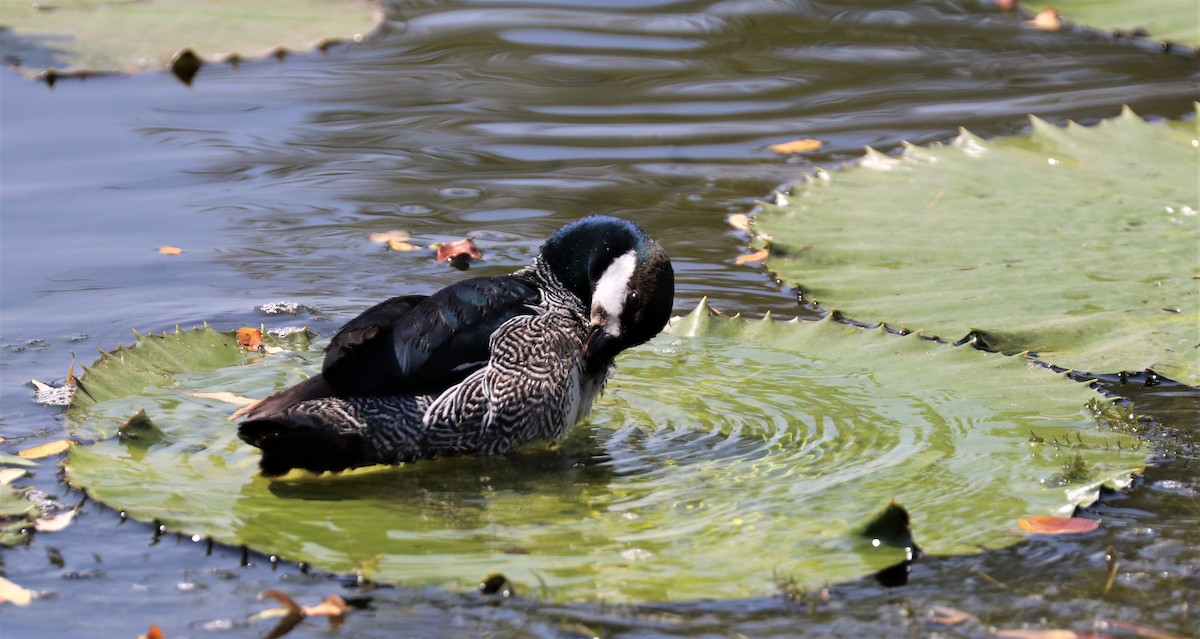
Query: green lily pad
[
  {"left": 61, "top": 304, "right": 1145, "bottom": 601},
  {"left": 0, "top": 0, "right": 382, "bottom": 74},
  {"left": 758, "top": 107, "right": 1199, "bottom": 386},
  {"left": 1050, "top": 0, "right": 1200, "bottom": 46}
]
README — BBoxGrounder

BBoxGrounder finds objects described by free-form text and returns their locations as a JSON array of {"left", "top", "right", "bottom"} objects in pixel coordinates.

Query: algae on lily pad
[
  {"left": 0, "top": 0, "right": 382, "bottom": 74},
  {"left": 758, "top": 107, "right": 1199, "bottom": 386},
  {"left": 61, "top": 305, "right": 1145, "bottom": 601}
]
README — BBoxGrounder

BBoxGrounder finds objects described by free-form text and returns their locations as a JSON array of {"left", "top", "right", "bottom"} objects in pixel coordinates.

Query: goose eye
[{"left": 625, "top": 289, "right": 640, "bottom": 311}]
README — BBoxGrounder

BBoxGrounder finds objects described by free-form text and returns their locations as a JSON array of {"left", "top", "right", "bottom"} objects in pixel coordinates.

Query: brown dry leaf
[
  {"left": 735, "top": 248, "right": 770, "bottom": 265},
  {"left": 1107, "top": 620, "right": 1192, "bottom": 639},
  {"left": 927, "top": 606, "right": 980, "bottom": 625},
  {"left": 1024, "top": 7, "right": 1062, "bottom": 31},
  {"left": 434, "top": 238, "right": 483, "bottom": 263},
  {"left": 18, "top": 439, "right": 72, "bottom": 459},
  {"left": 0, "top": 576, "right": 32, "bottom": 606},
  {"left": 368, "top": 230, "right": 411, "bottom": 244},
  {"left": 187, "top": 391, "right": 257, "bottom": 407},
  {"left": 34, "top": 508, "right": 77, "bottom": 533},
  {"left": 1017, "top": 515, "right": 1100, "bottom": 535},
  {"left": 253, "top": 590, "right": 349, "bottom": 638},
  {"left": 158, "top": 246, "right": 184, "bottom": 255},
  {"left": 138, "top": 625, "right": 166, "bottom": 639},
  {"left": 229, "top": 398, "right": 264, "bottom": 420},
  {"left": 769, "top": 138, "right": 823, "bottom": 154},
  {"left": 727, "top": 213, "right": 752, "bottom": 233}
]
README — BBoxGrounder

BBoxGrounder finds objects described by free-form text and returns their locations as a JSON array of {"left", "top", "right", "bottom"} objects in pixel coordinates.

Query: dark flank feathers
[{"left": 238, "top": 216, "right": 674, "bottom": 476}]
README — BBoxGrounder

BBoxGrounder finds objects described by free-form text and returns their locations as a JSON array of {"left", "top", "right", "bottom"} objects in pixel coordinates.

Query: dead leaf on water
[
  {"left": 187, "top": 391, "right": 257, "bottom": 406},
  {"left": 138, "top": 624, "right": 166, "bottom": 639},
  {"left": 386, "top": 239, "right": 422, "bottom": 251},
  {"left": 727, "top": 213, "right": 753, "bottom": 233},
  {"left": 0, "top": 468, "right": 26, "bottom": 486},
  {"left": 237, "top": 327, "right": 265, "bottom": 353},
  {"left": 158, "top": 246, "right": 184, "bottom": 255},
  {"left": 34, "top": 508, "right": 77, "bottom": 533},
  {"left": 434, "top": 238, "right": 483, "bottom": 264},
  {"left": 1024, "top": 7, "right": 1062, "bottom": 31},
  {"left": 0, "top": 576, "right": 32, "bottom": 606},
  {"left": 18, "top": 440, "right": 72, "bottom": 459},
  {"left": 769, "top": 138, "right": 823, "bottom": 154},
  {"left": 1017, "top": 515, "right": 1100, "bottom": 535},
  {"left": 926, "top": 606, "right": 980, "bottom": 625},
  {"left": 368, "top": 230, "right": 411, "bottom": 244},
  {"left": 735, "top": 248, "right": 770, "bottom": 265},
  {"left": 252, "top": 590, "right": 349, "bottom": 638},
  {"left": 994, "top": 629, "right": 1092, "bottom": 639}
]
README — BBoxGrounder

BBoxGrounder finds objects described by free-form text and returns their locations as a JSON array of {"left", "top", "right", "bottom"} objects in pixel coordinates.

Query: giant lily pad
[
  {"left": 1050, "top": 0, "right": 1200, "bottom": 46},
  {"left": 758, "top": 107, "right": 1199, "bottom": 386},
  {"left": 0, "top": 0, "right": 382, "bottom": 74},
  {"left": 61, "top": 304, "right": 1145, "bottom": 601}
]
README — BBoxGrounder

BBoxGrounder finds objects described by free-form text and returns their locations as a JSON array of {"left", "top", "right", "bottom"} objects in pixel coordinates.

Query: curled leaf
[
  {"left": 253, "top": 590, "right": 349, "bottom": 638},
  {"left": 158, "top": 246, "right": 184, "bottom": 255},
  {"left": 34, "top": 508, "right": 77, "bottom": 533},
  {"left": 18, "top": 440, "right": 72, "bottom": 459},
  {"left": 769, "top": 138, "right": 823, "bottom": 154},
  {"left": 1017, "top": 515, "right": 1100, "bottom": 535},
  {"left": 237, "top": 327, "right": 265, "bottom": 353},
  {"left": 735, "top": 248, "right": 770, "bottom": 265},
  {"left": 434, "top": 238, "right": 483, "bottom": 263}
]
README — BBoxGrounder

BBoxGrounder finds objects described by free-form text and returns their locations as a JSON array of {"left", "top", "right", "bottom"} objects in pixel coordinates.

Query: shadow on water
[{"left": 1, "top": 0, "right": 1197, "bottom": 636}]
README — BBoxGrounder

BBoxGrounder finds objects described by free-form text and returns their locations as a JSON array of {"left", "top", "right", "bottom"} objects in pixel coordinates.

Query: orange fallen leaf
[
  {"left": 253, "top": 590, "right": 349, "bottom": 638},
  {"left": 237, "top": 327, "right": 264, "bottom": 352},
  {"left": 1024, "top": 7, "right": 1061, "bottom": 31},
  {"left": 158, "top": 246, "right": 184, "bottom": 255},
  {"left": 0, "top": 576, "right": 32, "bottom": 606},
  {"left": 1017, "top": 515, "right": 1100, "bottom": 535},
  {"left": 18, "top": 439, "right": 71, "bottom": 459},
  {"left": 434, "top": 238, "right": 483, "bottom": 263},
  {"left": 735, "top": 248, "right": 770, "bottom": 265},
  {"left": 769, "top": 138, "right": 823, "bottom": 154},
  {"left": 138, "top": 625, "right": 166, "bottom": 639}
]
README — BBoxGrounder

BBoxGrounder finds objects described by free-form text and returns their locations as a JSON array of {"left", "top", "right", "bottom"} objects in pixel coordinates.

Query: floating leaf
[
  {"left": 926, "top": 606, "right": 980, "bottom": 625},
  {"left": 1017, "top": 515, "right": 1101, "bottom": 535},
  {"left": 0, "top": 0, "right": 385, "bottom": 75},
  {"left": 0, "top": 468, "right": 27, "bottom": 486},
  {"left": 138, "top": 625, "right": 166, "bottom": 639},
  {"left": 18, "top": 440, "right": 71, "bottom": 459},
  {"left": 237, "top": 327, "right": 265, "bottom": 353},
  {"left": 758, "top": 107, "right": 1200, "bottom": 385},
  {"left": 994, "top": 629, "right": 1091, "bottom": 639},
  {"left": 186, "top": 391, "right": 256, "bottom": 406},
  {"left": 252, "top": 590, "right": 348, "bottom": 638},
  {"left": 433, "top": 238, "right": 483, "bottom": 264},
  {"left": 727, "top": 213, "right": 753, "bottom": 233},
  {"left": 769, "top": 138, "right": 823, "bottom": 154},
  {"left": 61, "top": 302, "right": 1144, "bottom": 601},
  {"left": 1051, "top": 0, "right": 1199, "bottom": 46},
  {"left": 368, "top": 231, "right": 411, "bottom": 244},
  {"left": 157, "top": 246, "right": 184, "bottom": 255},
  {"left": 1024, "top": 8, "right": 1062, "bottom": 31},
  {"left": 34, "top": 508, "right": 77, "bottom": 533},
  {"left": 0, "top": 576, "right": 32, "bottom": 606},
  {"left": 734, "top": 248, "right": 770, "bottom": 265}
]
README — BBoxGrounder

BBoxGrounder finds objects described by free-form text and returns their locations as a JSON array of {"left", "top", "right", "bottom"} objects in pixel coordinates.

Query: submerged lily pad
[
  {"left": 758, "top": 107, "right": 1199, "bottom": 385},
  {"left": 61, "top": 304, "right": 1145, "bottom": 601},
  {"left": 0, "top": 0, "right": 382, "bottom": 74}
]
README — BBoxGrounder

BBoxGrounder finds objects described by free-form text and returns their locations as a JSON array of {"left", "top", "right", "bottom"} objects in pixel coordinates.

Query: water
[{"left": 1, "top": 0, "right": 1197, "bottom": 635}]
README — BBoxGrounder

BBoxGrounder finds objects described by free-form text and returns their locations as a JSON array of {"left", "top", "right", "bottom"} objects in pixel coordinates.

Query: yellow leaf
[
  {"left": 1017, "top": 515, "right": 1100, "bottom": 535},
  {"left": 158, "top": 246, "right": 184, "bottom": 255},
  {"left": 735, "top": 248, "right": 770, "bottom": 265},
  {"left": 18, "top": 439, "right": 72, "bottom": 459},
  {"left": 0, "top": 576, "right": 32, "bottom": 606},
  {"left": 769, "top": 138, "right": 822, "bottom": 154},
  {"left": 237, "top": 327, "right": 264, "bottom": 352},
  {"left": 727, "top": 213, "right": 752, "bottom": 233},
  {"left": 386, "top": 239, "right": 422, "bottom": 251}
]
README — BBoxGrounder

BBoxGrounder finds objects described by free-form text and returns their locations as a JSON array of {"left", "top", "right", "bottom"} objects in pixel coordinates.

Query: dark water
[{"left": 1, "top": 0, "right": 1197, "bottom": 636}]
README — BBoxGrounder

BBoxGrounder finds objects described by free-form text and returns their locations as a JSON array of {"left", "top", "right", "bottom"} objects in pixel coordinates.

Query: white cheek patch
[{"left": 592, "top": 251, "right": 637, "bottom": 335}]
